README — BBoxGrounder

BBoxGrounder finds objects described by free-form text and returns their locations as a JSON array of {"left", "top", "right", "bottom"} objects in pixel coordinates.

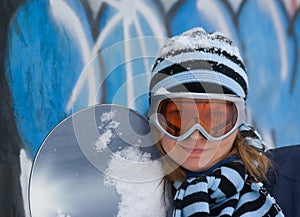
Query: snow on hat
[{"left": 149, "top": 27, "right": 248, "bottom": 99}]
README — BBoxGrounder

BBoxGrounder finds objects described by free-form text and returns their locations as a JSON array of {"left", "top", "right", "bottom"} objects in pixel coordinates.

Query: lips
[{"left": 180, "top": 145, "right": 206, "bottom": 154}]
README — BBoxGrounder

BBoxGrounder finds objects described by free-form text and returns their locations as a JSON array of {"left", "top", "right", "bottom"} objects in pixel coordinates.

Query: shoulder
[{"left": 235, "top": 176, "right": 284, "bottom": 216}]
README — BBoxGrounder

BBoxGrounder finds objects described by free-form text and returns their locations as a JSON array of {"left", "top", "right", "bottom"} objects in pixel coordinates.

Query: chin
[{"left": 182, "top": 157, "right": 212, "bottom": 172}]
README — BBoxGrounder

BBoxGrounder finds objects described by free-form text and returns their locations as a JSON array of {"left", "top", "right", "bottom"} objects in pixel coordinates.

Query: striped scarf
[{"left": 172, "top": 160, "right": 284, "bottom": 217}]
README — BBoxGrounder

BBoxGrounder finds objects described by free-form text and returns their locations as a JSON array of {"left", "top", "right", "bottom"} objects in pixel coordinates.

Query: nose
[{"left": 188, "top": 130, "right": 207, "bottom": 140}]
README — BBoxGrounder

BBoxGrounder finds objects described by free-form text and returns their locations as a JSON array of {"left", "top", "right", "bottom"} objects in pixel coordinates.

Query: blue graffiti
[
  {"left": 4, "top": 0, "right": 300, "bottom": 157},
  {"left": 5, "top": 0, "right": 98, "bottom": 155}
]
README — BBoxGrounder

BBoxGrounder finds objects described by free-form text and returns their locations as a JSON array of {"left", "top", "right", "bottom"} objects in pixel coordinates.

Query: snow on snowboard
[{"left": 29, "top": 104, "right": 167, "bottom": 217}]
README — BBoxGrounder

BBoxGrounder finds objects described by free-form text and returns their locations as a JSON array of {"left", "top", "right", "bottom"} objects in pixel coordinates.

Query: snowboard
[{"left": 29, "top": 104, "right": 167, "bottom": 217}]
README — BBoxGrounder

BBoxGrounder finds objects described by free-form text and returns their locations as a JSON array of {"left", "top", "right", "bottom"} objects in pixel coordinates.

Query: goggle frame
[{"left": 148, "top": 92, "right": 246, "bottom": 141}]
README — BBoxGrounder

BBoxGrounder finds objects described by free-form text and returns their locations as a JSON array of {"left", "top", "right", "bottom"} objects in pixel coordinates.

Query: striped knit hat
[{"left": 149, "top": 27, "right": 248, "bottom": 99}]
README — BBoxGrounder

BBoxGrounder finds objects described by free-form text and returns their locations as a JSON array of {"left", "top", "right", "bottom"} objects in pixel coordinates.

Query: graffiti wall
[{"left": 1, "top": 0, "right": 300, "bottom": 216}]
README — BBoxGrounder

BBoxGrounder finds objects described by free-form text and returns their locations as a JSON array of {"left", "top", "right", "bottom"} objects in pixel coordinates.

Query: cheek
[
  {"left": 160, "top": 136, "right": 191, "bottom": 166},
  {"left": 220, "top": 131, "right": 237, "bottom": 151},
  {"left": 160, "top": 136, "right": 176, "bottom": 153},
  {"left": 209, "top": 131, "right": 237, "bottom": 161}
]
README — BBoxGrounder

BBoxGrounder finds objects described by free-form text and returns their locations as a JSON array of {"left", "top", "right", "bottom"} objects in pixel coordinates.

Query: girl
[{"left": 148, "top": 27, "right": 284, "bottom": 216}]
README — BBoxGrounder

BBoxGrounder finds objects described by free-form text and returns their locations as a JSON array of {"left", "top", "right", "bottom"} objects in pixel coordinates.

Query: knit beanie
[{"left": 149, "top": 27, "right": 248, "bottom": 99}]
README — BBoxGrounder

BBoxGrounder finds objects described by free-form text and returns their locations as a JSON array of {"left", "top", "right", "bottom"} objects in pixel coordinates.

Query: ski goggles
[{"left": 148, "top": 93, "right": 246, "bottom": 141}]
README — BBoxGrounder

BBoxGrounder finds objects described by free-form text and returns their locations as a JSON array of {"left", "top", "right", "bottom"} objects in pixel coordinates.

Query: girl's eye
[
  {"left": 212, "top": 111, "right": 225, "bottom": 119},
  {"left": 168, "top": 109, "right": 182, "bottom": 117}
]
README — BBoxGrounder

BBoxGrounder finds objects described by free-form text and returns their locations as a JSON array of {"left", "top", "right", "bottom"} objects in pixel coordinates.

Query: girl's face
[
  {"left": 153, "top": 95, "right": 241, "bottom": 172},
  {"left": 160, "top": 130, "right": 237, "bottom": 172}
]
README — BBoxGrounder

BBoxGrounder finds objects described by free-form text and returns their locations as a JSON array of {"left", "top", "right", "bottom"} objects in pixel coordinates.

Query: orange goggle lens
[{"left": 157, "top": 98, "right": 238, "bottom": 138}]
